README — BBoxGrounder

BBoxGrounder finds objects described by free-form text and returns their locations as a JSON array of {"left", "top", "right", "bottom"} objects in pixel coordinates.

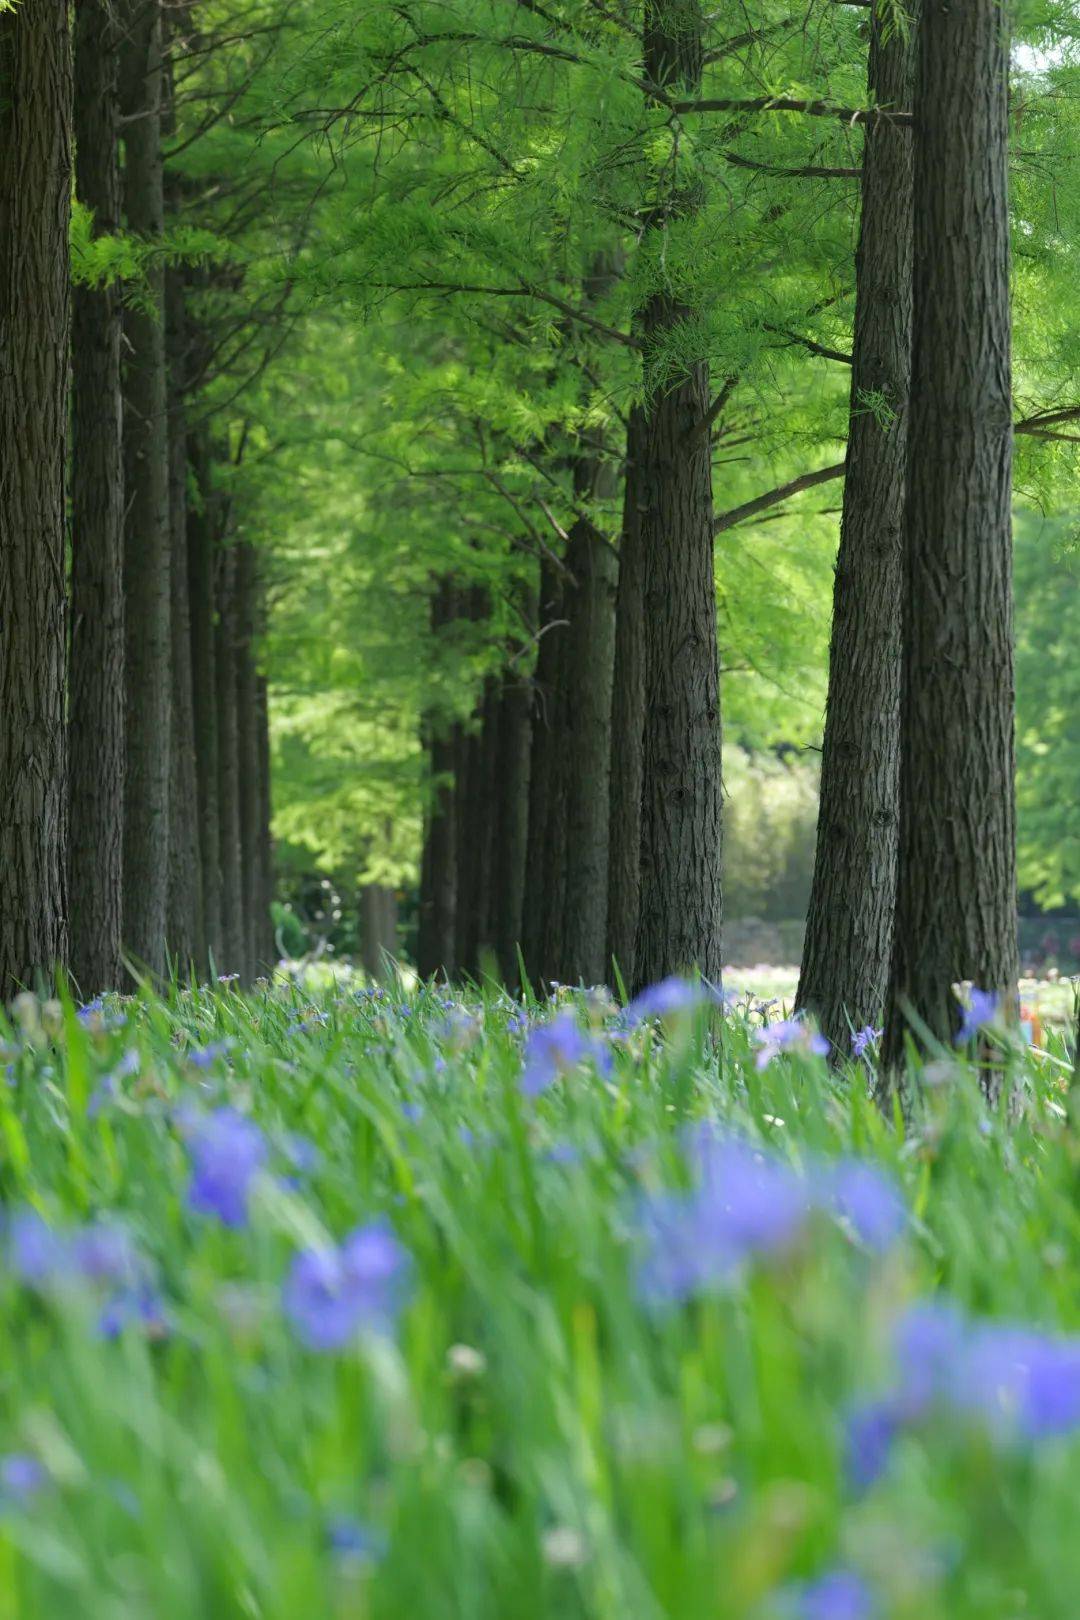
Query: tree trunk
[
  {"left": 417, "top": 581, "right": 458, "bottom": 980},
  {"left": 521, "top": 556, "right": 566, "bottom": 987},
  {"left": 451, "top": 717, "right": 474, "bottom": 977},
  {"left": 634, "top": 0, "right": 723, "bottom": 992},
  {"left": 538, "top": 657, "right": 570, "bottom": 986},
  {"left": 255, "top": 674, "right": 275, "bottom": 971},
  {"left": 165, "top": 264, "right": 203, "bottom": 975},
  {"left": 606, "top": 406, "right": 647, "bottom": 990},
  {"left": 492, "top": 667, "right": 533, "bottom": 988},
  {"left": 0, "top": 0, "right": 72, "bottom": 997},
  {"left": 69, "top": 0, "right": 123, "bottom": 996},
  {"left": 215, "top": 543, "right": 244, "bottom": 976},
  {"left": 796, "top": 3, "right": 914, "bottom": 1055},
  {"left": 235, "top": 541, "right": 261, "bottom": 983},
  {"left": 120, "top": 0, "right": 170, "bottom": 980},
  {"left": 883, "top": 0, "right": 1017, "bottom": 1077},
  {"left": 361, "top": 884, "right": 398, "bottom": 980},
  {"left": 562, "top": 485, "right": 618, "bottom": 985},
  {"left": 187, "top": 433, "right": 223, "bottom": 971},
  {"left": 462, "top": 677, "right": 500, "bottom": 976}
]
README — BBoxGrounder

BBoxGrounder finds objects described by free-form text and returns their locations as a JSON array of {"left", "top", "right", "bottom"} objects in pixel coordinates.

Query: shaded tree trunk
[
  {"left": 463, "top": 677, "right": 500, "bottom": 976},
  {"left": 165, "top": 264, "right": 203, "bottom": 974},
  {"left": 562, "top": 476, "right": 618, "bottom": 985},
  {"left": 451, "top": 717, "right": 474, "bottom": 976},
  {"left": 883, "top": 0, "right": 1018, "bottom": 1078},
  {"left": 187, "top": 433, "right": 223, "bottom": 970},
  {"left": 796, "top": 3, "right": 914, "bottom": 1055},
  {"left": 417, "top": 580, "right": 458, "bottom": 980},
  {"left": 521, "top": 556, "right": 566, "bottom": 987},
  {"left": 255, "top": 674, "right": 275, "bottom": 970},
  {"left": 361, "top": 884, "right": 398, "bottom": 980},
  {"left": 635, "top": 0, "right": 723, "bottom": 992},
  {"left": 491, "top": 666, "right": 533, "bottom": 988},
  {"left": 235, "top": 541, "right": 260, "bottom": 983},
  {"left": 606, "top": 406, "right": 647, "bottom": 990},
  {"left": 215, "top": 543, "right": 244, "bottom": 976},
  {"left": 120, "top": 0, "right": 170, "bottom": 979},
  {"left": 69, "top": 0, "right": 123, "bottom": 996},
  {"left": 0, "top": 0, "right": 72, "bottom": 997}
]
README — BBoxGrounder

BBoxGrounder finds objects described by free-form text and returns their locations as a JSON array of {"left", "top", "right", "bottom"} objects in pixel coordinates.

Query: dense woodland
[{"left": 2, "top": 0, "right": 1080, "bottom": 1078}]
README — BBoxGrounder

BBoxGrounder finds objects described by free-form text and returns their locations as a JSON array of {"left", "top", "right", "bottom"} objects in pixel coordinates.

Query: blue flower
[
  {"left": 71, "top": 1220, "right": 139, "bottom": 1284},
  {"left": 521, "top": 1010, "right": 601, "bottom": 1096},
  {"left": 326, "top": 1515, "right": 386, "bottom": 1565},
  {"left": 794, "top": 1569, "right": 876, "bottom": 1620},
  {"left": 186, "top": 1107, "right": 266, "bottom": 1227},
  {"left": 754, "top": 1018, "right": 829, "bottom": 1070},
  {"left": 0, "top": 1454, "right": 48, "bottom": 1504},
  {"left": 844, "top": 1399, "right": 900, "bottom": 1493},
  {"left": 98, "top": 1283, "right": 168, "bottom": 1340},
  {"left": 623, "top": 976, "right": 714, "bottom": 1027},
  {"left": 188, "top": 1039, "right": 234, "bottom": 1071},
  {"left": 850, "top": 1026, "right": 881, "bottom": 1059},
  {"left": 825, "top": 1160, "right": 906, "bottom": 1252},
  {"left": 6, "top": 1211, "right": 67, "bottom": 1284},
  {"left": 954, "top": 987, "right": 999, "bottom": 1044},
  {"left": 284, "top": 1219, "right": 410, "bottom": 1351}
]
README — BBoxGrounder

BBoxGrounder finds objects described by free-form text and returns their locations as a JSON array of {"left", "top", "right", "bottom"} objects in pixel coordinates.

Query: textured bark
[
  {"left": 634, "top": 0, "right": 723, "bottom": 992},
  {"left": 606, "top": 405, "right": 647, "bottom": 988},
  {"left": 491, "top": 668, "right": 533, "bottom": 987},
  {"left": 215, "top": 544, "right": 244, "bottom": 976},
  {"left": 462, "top": 677, "right": 500, "bottom": 976},
  {"left": 0, "top": 0, "right": 72, "bottom": 997},
  {"left": 451, "top": 717, "right": 474, "bottom": 976},
  {"left": 254, "top": 674, "right": 275, "bottom": 970},
  {"left": 120, "top": 0, "right": 171, "bottom": 979},
  {"left": 796, "top": 4, "right": 914, "bottom": 1054},
  {"left": 562, "top": 491, "right": 618, "bottom": 985},
  {"left": 165, "top": 265, "right": 203, "bottom": 974},
  {"left": 883, "top": 0, "right": 1018, "bottom": 1076},
  {"left": 521, "top": 557, "right": 566, "bottom": 986},
  {"left": 235, "top": 541, "right": 261, "bottom": 983},
  {"left": 187, "top": 434, "right": 223, "bottom": 969},
  {"left": 538, "top": 658, "right": 570, "bottom": 986},
  {"left": 69, "top": 0, "right": 124, "bottom": 996},
  {"left": 361, "top": 884, "right": 398, "bottom": 980},
  {"left": 417, "top": 581, "right": 458, "bottom": 980}
]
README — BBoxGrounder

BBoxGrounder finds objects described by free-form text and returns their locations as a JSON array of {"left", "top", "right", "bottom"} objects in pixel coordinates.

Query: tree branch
[
  {"left": 714, "top": 461, "right": 846, "bottom": 534},
  {"left": 671, "top": 96, "right": 912, "bottom": 126}
]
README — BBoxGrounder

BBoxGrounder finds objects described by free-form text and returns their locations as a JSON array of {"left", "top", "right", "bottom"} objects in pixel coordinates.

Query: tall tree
[
  {"left": 883, "top": 0, "right": 1018, "bottom": 1077},
  {"left": 0, "top": 0, "right": 72, "bottom": 998},
  {"left": 235, "top": 539, "right": 261, "bottom": 981},
  {"left": 417, "top": 580, "right": 459, "bottom": 981},
  {"left": 215, "top": 541, "right": 244, "bottom": 975},
  {"left": 634, "top": 0, "right": 724, "bottom": 992},
  {"left": 69, "top": 0, "right": 125, "bottom": 995},
  {"left": 187, "top": 432, "right": 223, "bottom": 969},
  {"left": 606, "top": 406, "right": 647, "bottom": 987},
  {"left": 522, "top": 558, "right": 567, "bottom": 987},
  {"left": 120, "top": 0, "right": 171, "bottom": 978},
  {"left": 491, "top": 659, "right": 533, "bottom": 989},
  {"left": 796, "top": 3, "right": 915, "bottom": 1054}
]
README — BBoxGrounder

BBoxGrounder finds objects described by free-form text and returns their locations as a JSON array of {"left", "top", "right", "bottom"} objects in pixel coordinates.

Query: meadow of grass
[{"left": 0, "top": 970, "right": 1079, "bottom": 1619}]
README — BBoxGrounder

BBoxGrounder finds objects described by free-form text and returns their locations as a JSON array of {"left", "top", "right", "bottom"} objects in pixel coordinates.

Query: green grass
[{"left": 0, "top": 973, "right": 1077, "bottom": 1619}]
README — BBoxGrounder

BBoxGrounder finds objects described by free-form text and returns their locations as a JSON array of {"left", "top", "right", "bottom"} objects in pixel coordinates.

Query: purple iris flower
[
  {"left": 850, "top": 1026, "right": 881, "bottom": 1059},
  {"left": 845, "top": 1399, "right": 901, "bottom": 1493},
  {"left": 71, "top": 1221, "right": 139, "bottom": 1284},
  {"left": 954, "top": 987, "right": 999, "bottom": 1044},
  {"left": 825, "top": 1160, "right": 906, "bottom": 1252},
  {"left": 754, "top": 1018, "right": 830, "bottom": 1070},
  {"left": 326, "top": 1515, "right": 387, "bottom": 1564},
  {"left": 0, "top": 1455, "right": 48, "bottom": 1503},
  {"left": 7, "top": 1211, "right": 67, "bottom": 1284},
  {"left": 98, "top": 1283, "right": 168, "bottom": 1340},
  {"left": 188, "top": 1040, "right": 234, "bottom": 1071},
  {"left": 186, "top": 1107, "right": 267, "bottom": 1227},
  {"left": 623, "top": 976, "right": 714, "bottom": 1026},
  {"left": 284, "top": 1219, "right": 410, "bottom": 1351},
  {"left": 521, "top": 1010, "right": 607, "bottom": 1096},
  {"left": 795, "top": 1569, "right": 877, "bottom": 1620}
]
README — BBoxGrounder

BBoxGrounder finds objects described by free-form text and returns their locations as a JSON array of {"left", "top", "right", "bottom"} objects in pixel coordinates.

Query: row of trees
[{"left": 0, "top": 0, "right": 276, "bottom": 999}]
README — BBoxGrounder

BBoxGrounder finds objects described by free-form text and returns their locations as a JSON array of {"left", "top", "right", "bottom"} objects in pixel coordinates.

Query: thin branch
[
  {"left": 722, "top": 149, "right": 861, "bottom": 179},
  {"left": 672, "top": 96, "right": 912, "bottom": 126},
  {"left": 765, "top": 324, "right": 852, "bottom": 365},
  {"left": 714, "top": 461, "right": 846, "bottom": 535},
  {"left": 685, "top": 373, "right": 739, "bottom": 445}
]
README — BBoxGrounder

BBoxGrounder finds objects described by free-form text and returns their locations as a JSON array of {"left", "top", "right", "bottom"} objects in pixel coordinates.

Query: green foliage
[{"left": 0, "top": 976, "right": 1078, "bottom": 1615}]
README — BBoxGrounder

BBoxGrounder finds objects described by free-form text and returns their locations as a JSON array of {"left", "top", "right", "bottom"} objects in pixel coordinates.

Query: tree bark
[
  {"left": 69, "top": 0, "right": 123, "bottom": 996},
  {"left": 165, "top": 264, "right": 203, "bottom": 974},
  {"left": 634, "top": 0, "right": 723, "bottom": 992},
  {"left": 606, "top": 405, "right": 647, "bottom": 988},
  {"left": 521, "top": 556, "right": 566, "bottom": 987},
  {"left": 796, "top": 2, "right": 914, "bottom": 1055},
  {"left": 361, "top": 884, "right": 398, "bottom": 980},
  {"left": 462, "top": 676, "right": 500, "bottom": 976},
  {"left": 120, "top": 0, "right": 170, "bottom": 980},
  {"left": 215, "top": 542, "right": 244, "bottom": 976},
  {"left": 235, "top": 541, "right": 261, "bottom": 983},
  {"left": 883, "top": 0, "right": 1018, "bottom": 1077},
  {"left": 491, "top": 666, "right": 533, "bottom": 988},
  {"left": 187, "top": 432, "right": 223, "bottom": 970},
  {"left": 451, "top": 716, "right": 474, "bottom": 977},
  {"left": 255, "top": 674, "right": 275, "bottom": 970},
  {"left": 0, "top": 0, "right": 72, "bottom": 997},
  {"left": 562, "top": 480, "right": 618, "bottom": 985},
  {"left": 417, "top": 580, "right": 458, "bottom": 980}
]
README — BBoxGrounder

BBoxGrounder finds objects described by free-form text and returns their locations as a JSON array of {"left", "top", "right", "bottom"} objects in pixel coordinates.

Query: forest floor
[{"left": 1, "top": 973, "right": 1079, "bottom": 1618}]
